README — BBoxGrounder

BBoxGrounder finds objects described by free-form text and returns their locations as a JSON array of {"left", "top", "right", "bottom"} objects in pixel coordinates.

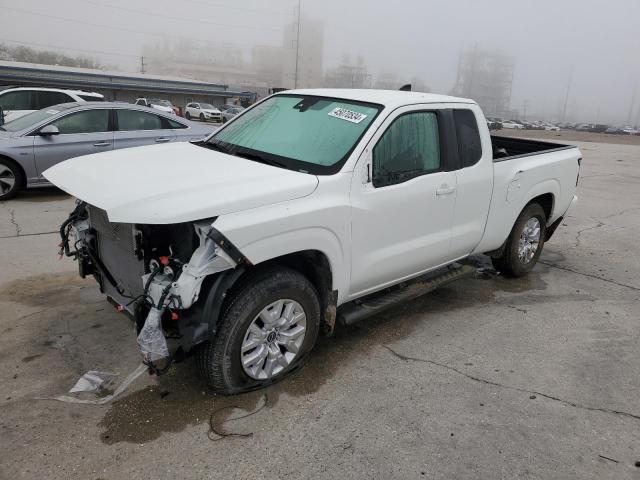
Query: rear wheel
[
  {"left": 196, "top": 267, "right": 321, "bottom": 394},
  {"left": 0, "top": 158, "right": 24, "bottom": 201},
  {"left": 492, "top": 203, "right": 547, "bottom": 277},
  {"left": 185, "top": 111, "right": 191, "bottom": 120}
]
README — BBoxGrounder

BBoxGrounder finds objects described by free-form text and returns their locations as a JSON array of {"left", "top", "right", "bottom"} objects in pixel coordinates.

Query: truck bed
[{"left": 491, "top": 135, "right": 575, "bottom": 162}]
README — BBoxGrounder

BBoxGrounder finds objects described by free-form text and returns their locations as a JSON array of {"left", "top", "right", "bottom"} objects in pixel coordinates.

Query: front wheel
[
  {"left": 196, "top": 267, "right": 321, "bottom": 394},
  {"left": 492, "top": 203, "right": 547, "bottom": 277},
  {"left": 199, "top": 113, "right": 205, "bottom": 122},
  {"left": 0, "top": 158, "right": 24, "bottom": 201}
]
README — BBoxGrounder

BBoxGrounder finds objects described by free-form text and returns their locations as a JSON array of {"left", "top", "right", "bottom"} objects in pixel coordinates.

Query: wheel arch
[{"left": 228, "top": 249, "right": 337, "bottom": 335}]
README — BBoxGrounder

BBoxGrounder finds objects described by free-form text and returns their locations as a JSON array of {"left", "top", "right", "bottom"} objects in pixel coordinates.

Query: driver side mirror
[{"left": 39, "top": 125, "right": 60, "bottom": 136}]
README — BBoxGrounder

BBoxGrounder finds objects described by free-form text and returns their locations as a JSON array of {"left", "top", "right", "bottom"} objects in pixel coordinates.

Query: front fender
[{"left": 232, "top": 226, "right": 348, "bottom": 303}]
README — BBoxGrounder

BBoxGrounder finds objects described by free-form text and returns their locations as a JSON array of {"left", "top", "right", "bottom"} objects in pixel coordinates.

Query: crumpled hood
[{"left": 43, "top": 142, "right": 319, "bottom": 224}]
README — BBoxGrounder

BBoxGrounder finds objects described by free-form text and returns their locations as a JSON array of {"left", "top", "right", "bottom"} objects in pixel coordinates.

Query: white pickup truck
[{"left": 45, "top": 89, "right": 580, "bottom": 394}]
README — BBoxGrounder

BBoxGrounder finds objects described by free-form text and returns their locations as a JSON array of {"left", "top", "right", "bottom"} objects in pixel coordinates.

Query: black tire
[
  {"left": 0, "top": 157, "right": 24, "bottom": 201},
  {"left": 199, "top": 113, "right": 205, "bottom": 122},
  {"left": 185, "top": 112, "right": 191, "bottom": 120},
  {"left": 196, "top": 267, "right": 321, "bottom": 394},
  {"left": 222, "top": 117, "right": 227, "bottom": 123},
  {"left": 491, "top": 203, "right": 547, "bottom": 277}
]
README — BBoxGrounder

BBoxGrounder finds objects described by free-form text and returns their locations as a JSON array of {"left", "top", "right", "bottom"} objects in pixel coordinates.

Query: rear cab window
[{"left": 453, "top": 109, "right": 482, "bottom": 168}]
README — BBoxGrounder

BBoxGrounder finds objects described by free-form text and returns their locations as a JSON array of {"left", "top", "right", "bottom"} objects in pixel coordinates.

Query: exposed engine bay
[{"left": 59, "top": 200, "right": 245, "bottom": 372}]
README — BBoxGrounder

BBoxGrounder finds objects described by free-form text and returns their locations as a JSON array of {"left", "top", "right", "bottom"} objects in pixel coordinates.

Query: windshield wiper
[
  {"left": 234, "top": 151, "right": 286, "bottom": 168},
  {"left": 204, "top": 141, "right": 231, "bottom": 154}
]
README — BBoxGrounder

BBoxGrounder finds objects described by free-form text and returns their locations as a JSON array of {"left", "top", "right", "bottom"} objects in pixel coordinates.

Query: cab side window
[
  {"left": 372, "top": 111, "right": 440, "bottom": 188},
  {"left": 50, "top": 109, "right": 110, "bottom": 134},
  {"left": 453, "top": 109, "right": 482, "bottom": 168}
]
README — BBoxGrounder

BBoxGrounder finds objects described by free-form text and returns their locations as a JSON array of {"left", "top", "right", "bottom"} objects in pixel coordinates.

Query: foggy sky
[{"left": 1, "top": 0, "right": 639, "bottom": 123}]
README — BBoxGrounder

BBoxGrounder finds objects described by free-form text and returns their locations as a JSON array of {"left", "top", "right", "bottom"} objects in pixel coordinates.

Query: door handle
[
  {"left": 155, "top": 137, "right": 171, "bottom": 143},
  {"left": 436, "top": 184, "right": 456, "bottom": 196},
  {"left": 93, "top": 142, "right": 111, "bottom": 147}
]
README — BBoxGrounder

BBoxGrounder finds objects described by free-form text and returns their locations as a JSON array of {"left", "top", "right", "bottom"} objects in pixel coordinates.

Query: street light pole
[{"left": 294, "top": 0, "right": 301, "bottom": 89}]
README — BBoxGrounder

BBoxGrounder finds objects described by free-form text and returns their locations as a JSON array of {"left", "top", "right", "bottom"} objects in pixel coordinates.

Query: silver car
[
  {"left": 0, "top": 102, "right": 215, "bottom": 200},
  {"left": 221, "top": 106, "right": 245, "bottom": 123}
]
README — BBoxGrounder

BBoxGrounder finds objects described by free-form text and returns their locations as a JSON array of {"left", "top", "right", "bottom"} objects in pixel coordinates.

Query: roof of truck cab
[{"left": 282, "top": 89, "right": 476, "bottom": 109}]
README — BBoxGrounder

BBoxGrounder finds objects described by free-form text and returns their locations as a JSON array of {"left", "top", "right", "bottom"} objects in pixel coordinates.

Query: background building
[
  {"left": 0, "top": 60, "right": 254, "bottom": 108},
  {"left": 451, "top": 46, "right": 515, "bottom": 117}
]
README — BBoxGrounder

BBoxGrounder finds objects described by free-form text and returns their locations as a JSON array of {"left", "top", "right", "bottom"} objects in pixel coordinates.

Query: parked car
[
  {"left": 184, "top": 102, "right": 222, "bottom": 122},
  {"left": 46, "top": 89, "right": 580, "bottom": 394},
  {"left": 0, "top": 87, "right": 104, "bottom": 124},
  {"left": 486, "top": 118, "right": 502, "bottom": 130},
  {"left": 543, "top": 123, "right": 560, "bottom": 131},
  {"left": 604, "top": 126, "right": 623, "bottom": 134},
  {"left": 501, "top": 120, "right": 524, "bottom": 130},
  {"left": 135, "top": 98, "right": 177, "bottom": 116},
  {"left": 590, "top": 124, "right": 609, "bottom": 133},
  {"left": 0, "top": 102, "right": 214, "bottom": 199},
  {"left": 621, "top": 125, "right": 639, "bottom": 135},
  {"left": 222, "top": 106, "right": 244, "bottom": 123}
]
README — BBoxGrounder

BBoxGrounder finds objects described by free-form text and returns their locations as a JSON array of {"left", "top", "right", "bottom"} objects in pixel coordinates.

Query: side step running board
[{"left": 338, "top": 264, "right": 475, "bottom": 326}]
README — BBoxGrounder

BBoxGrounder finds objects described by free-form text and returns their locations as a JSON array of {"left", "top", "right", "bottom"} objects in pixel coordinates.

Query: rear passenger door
[
  {"left": 449, "top": 107, "right": 494, "bottom": 258},
  {"left": 33, "top": 108, "right": 113, "bottom": 176},
  {"left": 113, "top": 109, "right": 177, "bottom": 149}
]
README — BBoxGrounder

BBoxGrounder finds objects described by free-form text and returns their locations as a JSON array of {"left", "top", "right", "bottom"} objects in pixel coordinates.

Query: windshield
[
  {"left": 200, "top": 103, "right": 215, "bottom": 109},
  {"left": 209, "top": 95, "right": 382, "bottom": 174},
  {"left": 1, "top": 107, "right": 66, "bottom": 132}
]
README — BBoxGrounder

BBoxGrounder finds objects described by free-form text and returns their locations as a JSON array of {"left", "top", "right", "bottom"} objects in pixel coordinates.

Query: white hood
[{"left": 43, "top": 142, "right": 319, "bottom": 224}]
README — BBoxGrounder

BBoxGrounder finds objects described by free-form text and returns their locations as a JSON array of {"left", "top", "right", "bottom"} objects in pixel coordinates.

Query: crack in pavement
[
  {"left": 538, "top": 260, "right": 640, "bottom": 292},
  {"left": 383, "top": 345, "right": 640, "bottom": 421},
  {"left": 571, "top": 220, "right": 605, "bottom": 248},
  {"left": 8, "top": 209, "right": 21, "bottom": 237}
]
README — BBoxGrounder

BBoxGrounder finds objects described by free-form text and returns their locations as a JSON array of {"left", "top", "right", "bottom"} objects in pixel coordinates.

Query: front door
[
  {"left": 349, "top": 107, "right": 457, "bottom": 297},
  {"left": 33, "top": 108, "right": 113, "bottom": 177}
]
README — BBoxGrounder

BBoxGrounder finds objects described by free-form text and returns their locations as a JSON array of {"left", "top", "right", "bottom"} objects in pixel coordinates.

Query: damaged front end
[{"left": 59, "top": 201, "right": 248, "bottom": 373}]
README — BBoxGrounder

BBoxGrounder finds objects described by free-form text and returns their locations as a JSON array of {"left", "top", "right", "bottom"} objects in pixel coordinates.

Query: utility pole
[
  {"left": 140, "top": 56, "right": 146, "bottom": 74},
  {"left": 293, "top": 0, "right": 301, "bottom": 89},
  {"left": 523, "top": 100, "right": 528, "bottom": 121},
  {"left": 561, "top": 66, "right": 573, "bottom": 123}
]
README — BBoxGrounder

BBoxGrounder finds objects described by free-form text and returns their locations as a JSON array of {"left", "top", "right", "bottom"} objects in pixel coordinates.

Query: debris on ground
[{"left": 39, "top": 363, "right": 148, "bottom": 405}]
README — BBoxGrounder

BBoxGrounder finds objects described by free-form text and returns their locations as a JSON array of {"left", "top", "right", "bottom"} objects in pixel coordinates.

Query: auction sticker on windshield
[{"left": 328, "top": 107, "right": 368, "bottom": 124}]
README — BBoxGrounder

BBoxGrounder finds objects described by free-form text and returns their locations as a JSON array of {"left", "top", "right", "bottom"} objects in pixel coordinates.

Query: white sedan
[
  {"left": 502, "top": 120, "right": 524, "bottom": 130},
  {"left": 184, "top": 103, "right": 222, "bottom": 123}
]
